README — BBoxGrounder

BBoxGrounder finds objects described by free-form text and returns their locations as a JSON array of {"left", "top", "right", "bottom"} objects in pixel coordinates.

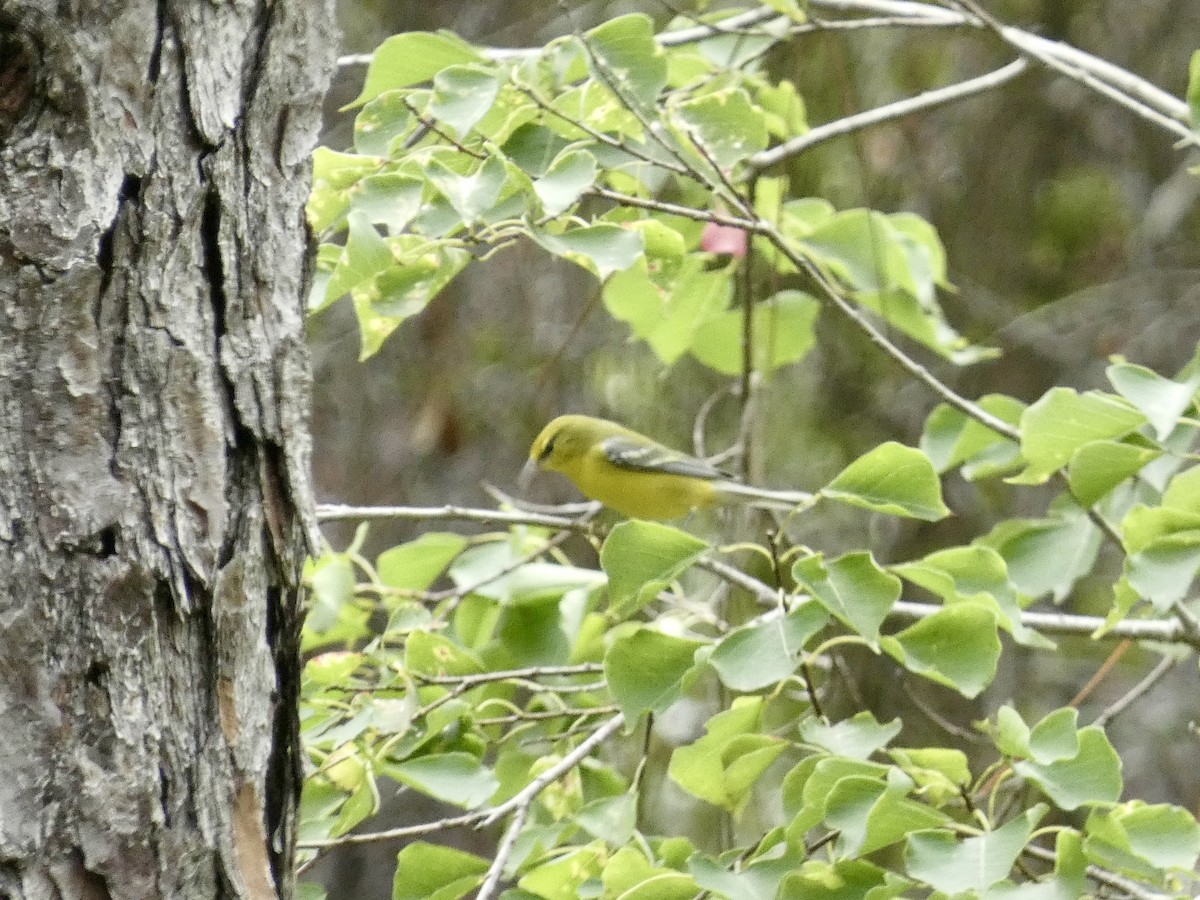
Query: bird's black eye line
[{"left": 538, "top": 434, "right": 557, "bottom": 460}]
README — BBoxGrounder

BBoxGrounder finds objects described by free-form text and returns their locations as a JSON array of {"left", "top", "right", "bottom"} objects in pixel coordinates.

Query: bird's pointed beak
[{"left": 518, "top": 457, "right": 539, "bottom": 491}]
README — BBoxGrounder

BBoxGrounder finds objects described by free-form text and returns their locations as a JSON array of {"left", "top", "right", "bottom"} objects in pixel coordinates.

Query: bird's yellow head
[{"left": 527, "top": 414, "right": 601, "bottom": 474}]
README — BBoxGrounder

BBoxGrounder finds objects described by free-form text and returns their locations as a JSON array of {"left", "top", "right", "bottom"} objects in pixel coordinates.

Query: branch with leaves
[{"left": 301, "top": 2, "right": 1200, "bottom": 897}]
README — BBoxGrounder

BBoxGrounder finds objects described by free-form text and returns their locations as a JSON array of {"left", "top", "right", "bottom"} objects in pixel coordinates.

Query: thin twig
[
  {"left": 515, "top": 83, "right": 693, "bottom": 178},
  {"left": 587, "top": 187, "right": 766, "bottom": 231},
  {"left": 475, "top": 803, "right": 529, "bottom": 900},
  {"left": 759, "top": 221, "right": 1020, "bottom": 439},
  {"left": 417, "top": 664, "right": 604, "bottom": 687},
  {"left": 427, "top": 508, "right": 599, "bottom": 610},
  {"left": 809, "top": 0, "right": 1194, "bottom": 142},
  {"left": 946, "top": 0, "right": 1200, "bottom": 149},
  {"left": 1068, "top": 638, "right": 1133, "bottom": 709},
  {"left": 699, "top": 557, "right": 1200, "bottom": 648},
  {"left": 480, "top": 713, "right": 626, "bottom": 826},
  {"left": 750, "top": 58, "right": 1030, "bottom": 170},
  {"left": 1091, "top": 654, "right": 1179, "bottom": 729},
  {"left": 890, "top": 600, "right": 1200, "bottom": 648},
  {"left": 399, "top": 97, "right": 488, "bottom": 160},
  {"left": 315, "top": 503, "right": 595, "bottom": 532}
]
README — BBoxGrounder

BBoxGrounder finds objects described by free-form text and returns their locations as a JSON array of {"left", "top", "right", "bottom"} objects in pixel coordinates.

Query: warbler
[{"left": 524, "top": 414, "right": 811, "bottom": 520}]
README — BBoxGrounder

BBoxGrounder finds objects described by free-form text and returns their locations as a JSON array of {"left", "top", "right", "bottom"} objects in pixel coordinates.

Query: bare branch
[
  {"left": 811, "top": 0, "right": 1195, "bottom": 145},
  {"left": 751, "top": 59, "right": 1029, "bottom": 170},
  {"left": 481, "top": 712, "right": 626, "bottom": 826},
  {"left": 700, "top": 557, "right": 1200, "bottom": 649},
  {"left": 758, "top": 221, "right": 1021, "bottom": 439},
  {"left": 316, "top": 502, "right": 596, "bottom": 533},
  {"left": 1091, "top": 654, "right": 1179, "bottom": 729}
]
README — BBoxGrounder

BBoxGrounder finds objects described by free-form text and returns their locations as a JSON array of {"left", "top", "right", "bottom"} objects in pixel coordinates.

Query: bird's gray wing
[{"left": 600, "top": 436, "right": 728, "bottom": 480}]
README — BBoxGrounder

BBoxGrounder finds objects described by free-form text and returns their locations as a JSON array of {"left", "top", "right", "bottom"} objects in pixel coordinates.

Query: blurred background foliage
[{"left": 307, "top": 1, "right": 1200, "bottom": 895}]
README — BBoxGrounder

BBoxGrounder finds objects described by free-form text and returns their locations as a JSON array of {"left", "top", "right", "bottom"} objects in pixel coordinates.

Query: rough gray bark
[{"left": 0, "top": 2, "right": 333, "bottom": 897}]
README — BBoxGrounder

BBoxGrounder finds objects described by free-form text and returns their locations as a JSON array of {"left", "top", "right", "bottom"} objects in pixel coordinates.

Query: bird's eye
[{"left": 538, "top": 435, "right": 557, "bottom": 460}]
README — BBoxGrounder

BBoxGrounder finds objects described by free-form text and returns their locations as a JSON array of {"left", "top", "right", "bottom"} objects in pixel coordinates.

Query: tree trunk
[{"left": 0, "top": 2, "right": 333, "bottom": 897}]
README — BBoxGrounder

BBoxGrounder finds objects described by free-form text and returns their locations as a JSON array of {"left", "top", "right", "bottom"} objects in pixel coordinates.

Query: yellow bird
[{"left": 524, "top": 414, "right": 811, "bottom": 520}]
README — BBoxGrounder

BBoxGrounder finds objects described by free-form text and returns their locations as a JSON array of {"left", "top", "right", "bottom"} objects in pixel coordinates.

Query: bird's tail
[{"left": 714, "top": 481, "right": 813, "bottom": 512}]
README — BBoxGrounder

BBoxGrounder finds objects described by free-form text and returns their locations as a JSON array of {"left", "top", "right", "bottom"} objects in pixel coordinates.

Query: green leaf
[
  {"left": 780, "top": 859, "right": 911, "bottom": 900},
  {"left": 675, "top": 87, "right": 768, "bottom": 168},
  {"left": 601, "top": 847, "right": 699, "bottom": 899},
  {"left": 920, "top": 394, "right": 1024, "bottom": 475},
  {"left": 405, "top": 630, "right": 484, "bottom": 677},
  {"left": 669, "top": 698, "right": 783, "bottom": 813},
  {"left": 893, "top": 545, "right": 1051, "bottom": 649},
  {"left": 332, "top": 772, "right": 380, "bottom": 837},
  {"left": 1085, "top": 801, "right": 1200, "bottom": 875},
  {"left": 1052, "top": 828, "right": 1090, "bottom": 898},
  {"left": 308, "top": 552, "right": 356, "bottom": 633},
  {"left": 888, "top": 747, "right": 971, "bottom": 806},
  {"left": 326, "top": 212, "right": 394, "bottom": 302},
  {"left": 824, "top": 770, "right": 949, "bottom": 856},
  {"left": 427, "top": 155, "right": 508, "bottom": 224},
  {"left": 1164, "top": 464, "right": 1200, "bottom": 511},
  {"left": 533, "top": 149, "right": 598, "bottom": 217},
  {"left": 800, "top": 711, "right": 901, "bottom": 760},
  {"left": 453, "top": 552, "right": 605, "bottom": 606},
  {"left": 600, "top": 520, "right": 708, "bottom": 618},
  {"left": 1014, "top": 388, "right": 1146, "bottom": 483},
  {"left": 391, "top": 753, "right": 499, "bottom": 808},
  {"left": 603, "top": 257, "right": 731, "bottom": 363},
  {"left": 532, "top": 222, "right": 644, "bottom": 281},
  {"left": 378, "top": 533, "right": 468, "bottom": 592},
  {"left": 690, "top": 848, "right": 807, "bottom": 900},
  {"left": 822, "top": 442, "right": 950, "bottom": 521},
  {"left": 801, "top": 210, "right": 987, "bottom": 364},
  {"left": 709, "top": 603, "right": 829, "bottom": 691},
  {"left": 350, "top": 32, "right": 484, "bottom": 107},
  {"left": 351, "top": 241, "right": 470, "bottom": 358},
  {"left": 521, "top": 847, "right": 605, "bottom": 899},
  {"left": 1121, "top": 499, "right": 1200, "bottom": 552},
  {"left": 784, "top": 756, "right": 890, "bottom": 836},
  {"left": 904, "top": 806, "right": 1045, "bottom": 894},
  {"left": 979, "top": 511, "right": 1101, "bottom": 602},
  {"left": 392, "top": 842, "right": 489, "bottom": 900},
  {"left": 502, "top": 123, "right": 572, "bottom": 176},
  {"left": 429, "top": 65, "right": 500, "bottom": 137},
  {"left": 349, "top": 173, "right": 425, "bottom": 233},
  {"left": 585, "top": 14, "right": 668, "bottom": 109},
  {"left": 1107, "top": 354, "right": 1200, "bottom": 441},
  {"left": 689, "top": 290, "right": 819, "bottom": 376},
  {"left": 353, "top": 91, "right": 416, "bottom": 156},
  {"left": 725, "top": 737, "right": 788, "bottom": 816},
  {"left": 993, "top": 705, "right": 1032, "bottom": 758},
  {"left": 803, "top": 210, "right": 908, "bottom": 295},
  {"left": 884, "top": 603, "right": 1000, "bottom": 698},
  {"left": 792, "top": 552, "right": 900, "bottom": 645},
  {"left": 304, "top": 651, "right": 364, "bottom": 687},
  {"left": 1014, "top": 727, "right": 1122, "bottom": 810},
  {"left": 761, "top": 0, "right": 808, "bottom": 21},
  {"left": 606, "top": 627, "right": 703, "bottom": 718},
  {"left": 311, "top": 147, "right": 384, "bottom": 193},
  {"left": 576, "top": 792, "right": 638, "bottom": 845},
  {"left": 1124, "top": 534, "right": 1200, "bottom": 610},
  {"left": 1027, "top": 707, "right": 1081, "bottom": 764},
  {"left": 1067, "top": 439, "right": 1160, "bottom": 505}
]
